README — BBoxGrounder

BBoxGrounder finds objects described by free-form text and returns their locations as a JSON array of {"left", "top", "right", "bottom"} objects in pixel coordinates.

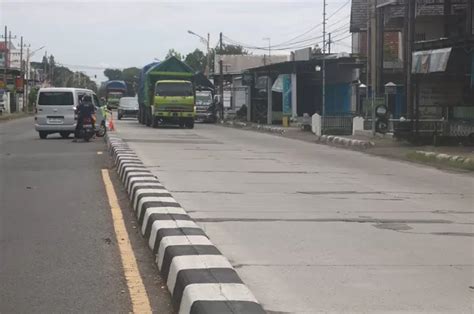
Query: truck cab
[
  {"left": 152, "top": 80, "right": 195, "bottom": 128},
  {"left": 195, "top": 89, "right": 216, "bottom": 123}
]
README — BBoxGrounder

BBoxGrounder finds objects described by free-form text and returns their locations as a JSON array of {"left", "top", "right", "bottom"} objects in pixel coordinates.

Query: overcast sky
[{"left": 1, "top": 0, "right": 352, "bottom": 83}]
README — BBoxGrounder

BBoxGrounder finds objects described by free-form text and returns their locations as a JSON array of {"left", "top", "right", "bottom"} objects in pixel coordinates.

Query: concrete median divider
[
  {"left": 106, "top": 134, "right": 265, "bottom": 314},
  {"left": 316, "top": 135, "right": 375, "bottom": 150},
  {"left": 222, "top": 120, "right": 286, "bottom": 135}
]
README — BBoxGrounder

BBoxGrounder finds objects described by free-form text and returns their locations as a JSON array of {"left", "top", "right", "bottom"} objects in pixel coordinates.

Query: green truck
[{"left": 138, "top": 57, "right": 196, "bottom": 128}]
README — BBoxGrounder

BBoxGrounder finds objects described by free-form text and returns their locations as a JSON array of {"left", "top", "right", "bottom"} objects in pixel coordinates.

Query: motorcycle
[{"left": 78, "top": 115, "right": 95, "bottom": 142}]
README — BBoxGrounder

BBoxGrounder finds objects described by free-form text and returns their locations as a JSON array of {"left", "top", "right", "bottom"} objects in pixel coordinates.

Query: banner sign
[
  {"left": 412, "top": 47, "right": 452, "bottom": 73},
  {"left": 282, "top": 74, "right": 292, "bottom": 116}
]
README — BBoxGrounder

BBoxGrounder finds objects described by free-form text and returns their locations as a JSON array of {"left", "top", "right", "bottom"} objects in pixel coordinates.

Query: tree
[
  {"left": 102, "top": 67, "right": 140, "bottom": 96},
  {"left": 41, "top": 55, "right": 49, "bottom": 81},
  {"left": 103, "top": 68, "right": 123, "bottom": 81},
  {"left": 184, "top": 49, "right": 206, "bottom": 72},
  {"left": 122, "top": 67, "right": 141, "bottom": 96},
  {"left": 209, "top": 44, "right": 248, "bottom": 75},
  {"left": 215, "top": 44, "right": 248, "bottom": 55},
  {"left": 165, "top": 49, "right": 183, "bottom": 61}
]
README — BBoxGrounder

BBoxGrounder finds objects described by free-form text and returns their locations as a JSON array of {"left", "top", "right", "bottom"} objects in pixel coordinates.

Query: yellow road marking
[{"left": 101, "top": 169, "right": 152, "bottom": 313}]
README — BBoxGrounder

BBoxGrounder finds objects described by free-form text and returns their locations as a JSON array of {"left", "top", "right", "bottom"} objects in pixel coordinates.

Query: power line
[
  {"left": 57, "top": 63, "right": 126, "bottom": 70},
  {"left": 327, "top": 0, "right": 351, "bottom": 20}
]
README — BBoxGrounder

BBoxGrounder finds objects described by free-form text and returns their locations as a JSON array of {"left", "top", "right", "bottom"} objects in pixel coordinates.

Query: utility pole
[
  {"left": 466, "top": 0, "right": 473, "bottom": 38},
  {"left": 43, "top": 51, "right": 47, "bottom": 84},
  {"left": 322, "top": 0, "right": 327, "bottom": 128},
  {"left": 19, "top": 36, "right": 24, "bottom": 111},
  {"left": 328, "top": 33, "right": 331, "bottom": 55},
  {"left": 370, "top": 0, "right": 377, "bottom": 135},
  {"left": 405, "top": 0, "right": 415, "bottom": 126},
  {"left": 219, "top": 32, "right": 224, "bottom": 120},
  {"left": 206, "top": 33, "right": 210, "bottom": 77},
  {"left": 3, "top": 26, "right": 7, "bottom": 90},
  {"left": 263, "top": 37, "right": 271, "bottom": 63},
  {"left": 376, "top": 7, "right": 384, "bottom": 96},
  {"left": 366, "top": 0, "right": 371, "bottom": 120}
]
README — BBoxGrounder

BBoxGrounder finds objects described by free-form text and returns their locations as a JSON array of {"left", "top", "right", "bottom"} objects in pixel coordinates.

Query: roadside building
[
  {"left": 0, "top": 41, "right": 25, "bottom": 113},
  {"left": 212, "top": 54, "right": 288, "bottom": 111},
  {"left": 350, "top": 0, "right": 473, "bottom": 139},
  {"left": 243, "top": 51, "right": 362, "bottom": 132}
]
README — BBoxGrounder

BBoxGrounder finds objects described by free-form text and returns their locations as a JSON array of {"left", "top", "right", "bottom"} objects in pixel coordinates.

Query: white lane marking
[
  {"left": 142, "top": 207, "right": 188, "bottom": 236},
  {"left": 157, "top": 236, "right": 212, "bottom": 270},
  {"left": 148, "top": 220, "right": 198, "bottom": 249},
  {"left": 133, "top": 188, "right": 170, "bottom": 211},
  {"left": 167, "top": 255, "right": 233, "bottom": 293},
  {"left": 179, "top": 283, "right": 258, "bottom": 314}
]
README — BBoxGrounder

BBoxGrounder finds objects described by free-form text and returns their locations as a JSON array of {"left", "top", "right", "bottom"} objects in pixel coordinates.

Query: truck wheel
[{"left": 186, "top": 120, "right": 194, "bottom": 129}]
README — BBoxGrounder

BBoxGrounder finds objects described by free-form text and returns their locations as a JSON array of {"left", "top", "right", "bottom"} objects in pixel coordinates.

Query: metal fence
[
  {"left": 322, "top": 114, "right": 354, "bottom": 135},
  {"left": 363, "top": 118, "right": 474, "bottom": 138}
]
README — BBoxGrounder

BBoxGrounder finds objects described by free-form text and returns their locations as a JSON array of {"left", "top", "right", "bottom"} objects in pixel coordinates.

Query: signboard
[
  {"left": 242, "top": 73, "right": 253, "bottom": 86},
  {"left": 412, "top": 47, "right": 452, "bottom": 73},
  {"left": 255, "top": 76, "right": 268, "bottom": 89},
  {"left": 294, "top": 48, "right": 311, "bottom": 61},
  {"left": 282, "top": 75, "right": 292, "bottom": 116}
]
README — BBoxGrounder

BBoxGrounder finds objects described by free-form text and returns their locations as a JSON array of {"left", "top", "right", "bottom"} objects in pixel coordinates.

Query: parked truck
[
  {"left": 105, "top": 80, "right": 127, "bottom": 109},
  {"left": 195, "top": 88, "right": 216, "bottom": 123},
  {"left": 137, "top": 57, "right": 196, "bottom": 128}
]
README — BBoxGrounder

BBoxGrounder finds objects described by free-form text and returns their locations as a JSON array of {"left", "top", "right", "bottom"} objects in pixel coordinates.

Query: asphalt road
[
  {"left": 115, "top": 119, "right": 474, "bottom": 314},
  {"left": 0, "top": 118, "right": 174, "bottom": 313}
]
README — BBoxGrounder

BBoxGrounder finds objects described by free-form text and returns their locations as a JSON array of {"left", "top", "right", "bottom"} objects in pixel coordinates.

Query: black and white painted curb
[
  {"left": 223, "top": 120, "right": 286, "bottom": 135},
  {"left": 316, "top": 134, "right": 375, "bottom": 149},
  {"left": 106, "top": 134, "right": 265, "bottom": 314},
  {"left": 412, "top": 150, "right": 474, "bottom": 165}
]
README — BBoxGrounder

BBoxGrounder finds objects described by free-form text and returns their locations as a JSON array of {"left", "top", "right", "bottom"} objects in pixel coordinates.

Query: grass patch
[{"left": 406, "top": 151, "right": 474, "bottom": 171}]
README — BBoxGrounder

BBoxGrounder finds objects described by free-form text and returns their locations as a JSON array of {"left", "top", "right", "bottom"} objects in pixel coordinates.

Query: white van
[{"left": 35, "top": 87, "right": 101, "bottom": 139}]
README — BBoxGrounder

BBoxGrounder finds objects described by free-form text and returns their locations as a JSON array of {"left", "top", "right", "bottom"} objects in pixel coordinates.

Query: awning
[
  {"left": 412, "top": 47, "right": 452, "bottom": 74},
  {"left": 272, "top": 75, "right": 284, "bottom": 92}
]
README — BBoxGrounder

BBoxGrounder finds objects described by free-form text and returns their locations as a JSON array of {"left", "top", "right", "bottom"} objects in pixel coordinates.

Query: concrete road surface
[
  {"left": 115, "top": 119, "right": 474, "bottom": 313},
  {"left": 0, "top": 118, "right": 173, "bottom": 313}
]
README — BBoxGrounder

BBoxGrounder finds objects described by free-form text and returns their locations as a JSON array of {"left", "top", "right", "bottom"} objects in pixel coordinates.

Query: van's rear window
[{"left": 38, "top": 92, "right": 74, "bottom": 106}]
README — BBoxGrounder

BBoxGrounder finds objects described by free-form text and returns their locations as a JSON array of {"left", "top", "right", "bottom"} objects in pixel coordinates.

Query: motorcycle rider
[{"left": 73, "top": 95, "right": 96, "bottom": 142}]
